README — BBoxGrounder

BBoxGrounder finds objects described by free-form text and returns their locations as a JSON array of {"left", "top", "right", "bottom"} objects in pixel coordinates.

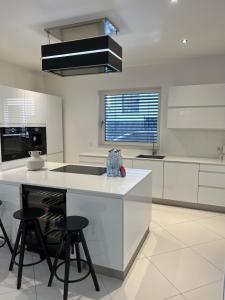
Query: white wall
[
  {"left": 0, "top": 60, "right": 44, "bottom": 92},
  {"left": 43, "top": 55, "right": 225, "bottom": 162}
]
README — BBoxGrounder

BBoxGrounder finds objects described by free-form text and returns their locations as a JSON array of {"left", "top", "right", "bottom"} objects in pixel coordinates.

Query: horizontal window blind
[{"left": 103, "top": 91, "right": 160, "bottom": 143}]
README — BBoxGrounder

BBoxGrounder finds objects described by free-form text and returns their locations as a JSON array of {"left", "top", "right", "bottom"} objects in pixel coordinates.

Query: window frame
[{"left": 99, "top": 87, "right": 161, "bottom": 149}]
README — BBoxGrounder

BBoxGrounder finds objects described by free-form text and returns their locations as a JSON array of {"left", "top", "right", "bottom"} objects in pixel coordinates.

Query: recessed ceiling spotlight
[
  {"left": 171, "top": 0, "right": 178, "bottom": 4},
  {"left": 181, "top": 39, "right": 188, "bottom": 45}
]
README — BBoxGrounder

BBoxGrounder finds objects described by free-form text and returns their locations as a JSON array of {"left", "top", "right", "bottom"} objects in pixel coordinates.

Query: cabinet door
[
  {"left": 133, "top": 160, "right": 163, "bottom": 199},
  {"left": 24, "top": 91, "right": 46, "bottom": 125},
  {"left": 0, "top": 85, "right": 25, "bottom": 125},
  {"left": 163, "top": 162, "right": 199, "bottom": 203},
  {"left": 46, "top": 95, "right": 63, "bottom": 154}
]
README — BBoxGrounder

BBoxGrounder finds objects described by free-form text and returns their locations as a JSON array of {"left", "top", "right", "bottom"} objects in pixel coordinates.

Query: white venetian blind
[{"left": 103, "top": 91, "right": 160, "bottom": 143}]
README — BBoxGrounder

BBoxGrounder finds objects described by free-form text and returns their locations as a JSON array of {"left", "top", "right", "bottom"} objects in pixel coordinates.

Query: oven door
[
  {"left": 27, "top": 127, "right": 47, "bottom": 155},
  {"left": 0, "top": 127, "right": 29, "bottom": 162}
]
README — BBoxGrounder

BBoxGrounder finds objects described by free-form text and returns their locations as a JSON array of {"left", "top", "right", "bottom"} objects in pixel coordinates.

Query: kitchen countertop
[
  {"left": 80, "top": 152, "right": 225, "bottom": 166},
  {"left": 0, "top": 162, "right": 151, "bottom": 198}
]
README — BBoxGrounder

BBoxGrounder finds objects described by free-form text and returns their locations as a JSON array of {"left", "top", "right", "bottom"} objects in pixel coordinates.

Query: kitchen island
[{"left": 0, "top": 162, "right": 152, "bottom": 279}]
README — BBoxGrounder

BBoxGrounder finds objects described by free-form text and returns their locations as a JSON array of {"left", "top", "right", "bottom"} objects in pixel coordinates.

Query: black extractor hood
[{"left": 41, "top": 18, "right": 122, "bottom": 76}]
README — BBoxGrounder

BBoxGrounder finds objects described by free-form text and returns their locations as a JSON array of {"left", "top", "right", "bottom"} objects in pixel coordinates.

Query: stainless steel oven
[{"left": 0, "top": 127, "right": 47, "bottom": 162}]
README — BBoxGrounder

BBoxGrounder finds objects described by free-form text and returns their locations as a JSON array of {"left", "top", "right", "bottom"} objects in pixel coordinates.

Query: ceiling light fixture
[
  {"left": 41, "top": 18, "right": 122, "bottom": 76},
  {"left": 170, "top": 0, "right": 178, "bottom": 4},
  {"left": 181, "top": 39, "right": 188, "bottom": 45}
]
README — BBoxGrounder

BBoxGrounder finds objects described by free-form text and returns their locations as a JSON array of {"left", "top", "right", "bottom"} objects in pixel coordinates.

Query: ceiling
[{"left": 0, "top": 0, "right": 225, "bottom": 71}]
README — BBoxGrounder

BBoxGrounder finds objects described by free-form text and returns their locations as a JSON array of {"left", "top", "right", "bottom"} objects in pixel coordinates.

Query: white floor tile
[
  {"left": 183, "top": 281, "right": 224, "bottom": 300},
  {"left": 150, "top": 248, "right": 223, "bottom": 292},
  {"left": 191, "top": 239, "right": 225, "bottom": 271},
  {"left": 142, "top": 226, "right": 186, "bottom": 257},
  {"left": 196, "top": 215, "right": 225, "bottom": 238},
  {"left": 100, "top": 257, "right": 180, "bottom": 300},
  {"left": 164, "top": 221, "right": 222, "bottom": 246}
]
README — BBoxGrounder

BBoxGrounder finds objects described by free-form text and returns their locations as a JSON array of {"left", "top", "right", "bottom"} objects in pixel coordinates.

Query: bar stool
[
  {"left": 9, "top": 207, "right": 53, "bottom": 289},
  {"left": 0, "top": 200, "right": 13, "bottom": 253},
  {"left": 48, "top": 216, "right": 100, "bottom": 300}
]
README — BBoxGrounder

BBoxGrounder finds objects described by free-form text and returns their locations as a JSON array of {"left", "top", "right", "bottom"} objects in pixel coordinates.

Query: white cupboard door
[
  {"left": 133, "top": 160, "right": 163, "bottom": 199},
  {"left": 25, "top": 91, "right": 46, "bottom": 125},
  {"left": 163, "top": 162, "right": 199, "bottom": 203},
  {"left": 46, "top": 95, "right": 63, "bottom": 154},
  {"left": 168, "top": 84, "right": 225, "bottom": 107},
  {"left": 167, "top": 107, "right": 225, "bottom": 129},
  {"left": 0, "top": 85, "right": 25, "bottom": 125}
]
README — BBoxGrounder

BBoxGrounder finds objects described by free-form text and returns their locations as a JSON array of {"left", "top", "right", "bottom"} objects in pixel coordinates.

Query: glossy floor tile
[{"left": 0, "top": 204, "right": 224, "bottom": 300}]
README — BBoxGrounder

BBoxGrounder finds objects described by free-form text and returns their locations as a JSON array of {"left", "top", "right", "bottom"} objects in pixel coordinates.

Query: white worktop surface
[
  {"left": 0, "top": 162, "right": 151, "bottom": 198},
  {"left": 80, "top": 152, "right": 225, "bottom": 166}
]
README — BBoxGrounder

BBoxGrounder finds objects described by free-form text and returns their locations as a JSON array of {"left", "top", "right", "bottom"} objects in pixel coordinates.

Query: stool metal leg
[
  {"left": 63, "top": 232, "right": 71, "bottom": 300},
  {"left": 9, "top": 222, "right": 23, "bottom": 271},
  {"left": 48, "top": 234, "right": 65, "bottom": 287},
  {"left": 17, "top": 222, "right": 27, "bottom": 289},
  {"left": 75, "top": 242, "right": 81, "bottom": 273},
  {"left": 0, "top": 218, "right": 13, "bottom": 253},
  {"left": 80, "top": 231, "right": 100, "bottom": 291},
  {"left": 34, "top": 220, "right": 52, "bottom": 272}
]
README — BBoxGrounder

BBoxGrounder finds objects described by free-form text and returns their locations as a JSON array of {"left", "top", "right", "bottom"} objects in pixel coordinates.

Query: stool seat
[
  {"left": 57, "top": 216, "right": 89, "bottom": 232},
  {"left": 13, "top": 208, "right": 44, "bottom": 221}
]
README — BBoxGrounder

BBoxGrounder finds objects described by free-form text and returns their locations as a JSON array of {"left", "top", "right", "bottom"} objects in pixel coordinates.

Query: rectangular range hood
[{"left": 41, "top": 18, "right": 122, "bottom": 76}]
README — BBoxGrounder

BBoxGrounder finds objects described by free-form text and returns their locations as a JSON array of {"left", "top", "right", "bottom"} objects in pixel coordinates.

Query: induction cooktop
[{"left": 51, "top": 165, "right": 106, "bottom": 176}]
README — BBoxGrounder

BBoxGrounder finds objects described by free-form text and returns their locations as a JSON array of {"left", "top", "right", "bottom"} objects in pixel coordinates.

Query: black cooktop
[{"left": 51, "top": 165, "right": 106, "bottom": 176}]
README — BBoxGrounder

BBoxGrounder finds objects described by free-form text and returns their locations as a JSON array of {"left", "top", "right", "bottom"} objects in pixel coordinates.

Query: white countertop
[
  {"left": 0, "top": 162, "right": 151, "bottom": 198},
  {"left": 80, "top": 152, "right": 225, "bottom": 166}
]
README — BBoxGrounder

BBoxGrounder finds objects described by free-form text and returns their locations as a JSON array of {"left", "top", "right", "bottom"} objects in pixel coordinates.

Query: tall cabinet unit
[{"left": 46, "top": 95, "right": 64, "bottom": 162}]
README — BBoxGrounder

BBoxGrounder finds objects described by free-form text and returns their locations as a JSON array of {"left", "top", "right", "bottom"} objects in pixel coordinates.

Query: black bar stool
[
  {"left": 0, "top": 200, "right": 13, "bottom": 253},
  {"left": 48, "top": 216, "right": 100, "bottom": 300},
  {"left": 9, "top": 207, "right": 53, "bottom": 289}
]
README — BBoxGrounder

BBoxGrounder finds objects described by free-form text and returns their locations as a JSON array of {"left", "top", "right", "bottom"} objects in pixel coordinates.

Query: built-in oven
[{"left": 0, "top": 127, "right": 47, "bottom": 162}]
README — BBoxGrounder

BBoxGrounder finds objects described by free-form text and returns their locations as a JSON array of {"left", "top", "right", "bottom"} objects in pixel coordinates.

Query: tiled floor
[{"left": 0, "top": 204, "right": 225, "bottom": 299}]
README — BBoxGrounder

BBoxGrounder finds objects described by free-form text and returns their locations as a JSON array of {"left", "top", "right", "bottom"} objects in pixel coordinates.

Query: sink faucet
[{"left": 152, "top": 142, "right": 157, "bottom": 156}]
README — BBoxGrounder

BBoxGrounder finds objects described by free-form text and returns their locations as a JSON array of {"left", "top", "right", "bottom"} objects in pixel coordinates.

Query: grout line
[{"left": 180, "top": 279, "right": 222, "bottom": 297}]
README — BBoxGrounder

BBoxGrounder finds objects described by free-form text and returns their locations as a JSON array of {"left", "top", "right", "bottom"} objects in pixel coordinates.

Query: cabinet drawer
[
  {"left": 79, "top": 156, "right": 106, "bottom": 165},
  {"left": 200, "top": 164, "right": 225, "bottom": 173},
  {"left": 198, "top": 187, "right": 225, "bottom": 207},
  {"left": 199, "top": 172, "right": 225, "bottom": 188}
]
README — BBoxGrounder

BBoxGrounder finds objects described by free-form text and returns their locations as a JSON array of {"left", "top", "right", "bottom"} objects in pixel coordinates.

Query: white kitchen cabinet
[
  {"left": 163, "top": 162, "right": 199, "bottom": 203},
  {"left": 47, "top": 152, "right": 64, "bottom": 163},
  {"left": 0, "top": 85, "right": 25, "bottom": 125},
  {"left": 46, "top": 95, "right": 63, "bottom": 155},
  {"left": 123, "top": 159, "right": 133, "bottom": 168},
  {"left": 198, "top": 187, "right": 225, "bottom": 207},
  {"left": 133, "top": 159, "right": 163, "bottom": 199},
  {"left": 0, "top": 183, "right": 21, "bottom": 242},
  {"left": 168, "top": 84, "right": 225, "bottom": 107},
  {"left": 24, "top": 91, "right": 47, "bottom": 125},
  {"left": 167, "top": 107, "right": 225, "bottom": 129}
]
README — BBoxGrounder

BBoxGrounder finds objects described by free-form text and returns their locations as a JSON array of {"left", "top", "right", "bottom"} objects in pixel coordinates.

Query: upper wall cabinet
[
  {"left": 167, "top": 83, "right": 225, "bottom": 129},
  {"left": 0, "top": 85, "right": 26, "bottom": 125},
  {"left": 24, "top": 91, "right": 47, "bottom": 125}
]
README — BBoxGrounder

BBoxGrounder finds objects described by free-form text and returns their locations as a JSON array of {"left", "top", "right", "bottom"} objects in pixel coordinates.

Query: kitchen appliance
[
  {"left": 0, "top": 127, "right": 47, "bottom": 162},
  {"left": 51, "top": 165, "right": 106, "bottom": 175},
  {"left": 22, "top": 185, "right": 66, "bottom": 257},
  {"left": 42, "top": 18, "right": 122, "bottom": 76}
]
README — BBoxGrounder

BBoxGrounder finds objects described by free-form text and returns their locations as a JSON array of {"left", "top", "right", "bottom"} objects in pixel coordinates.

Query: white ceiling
[{"left": 0, "top": 0, "right": 225, "bottom": 71}]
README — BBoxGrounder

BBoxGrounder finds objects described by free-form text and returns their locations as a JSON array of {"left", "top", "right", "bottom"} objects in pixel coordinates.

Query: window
[{"left": 100, "top": 89, "right": 160, "bottom": 146}]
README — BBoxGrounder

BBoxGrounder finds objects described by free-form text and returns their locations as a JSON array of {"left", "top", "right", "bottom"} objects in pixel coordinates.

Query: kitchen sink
[{"left": 136, "top": 155, "right": 165, "bottom": 159}]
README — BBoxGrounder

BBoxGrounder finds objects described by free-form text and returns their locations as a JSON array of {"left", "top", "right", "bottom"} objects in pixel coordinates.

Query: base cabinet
[
  {"left": 132, "top": 160, "right": 163, "bottom": 199},
  {"left": 163, "top": 162, "right": 199, "bottom": 203}
]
